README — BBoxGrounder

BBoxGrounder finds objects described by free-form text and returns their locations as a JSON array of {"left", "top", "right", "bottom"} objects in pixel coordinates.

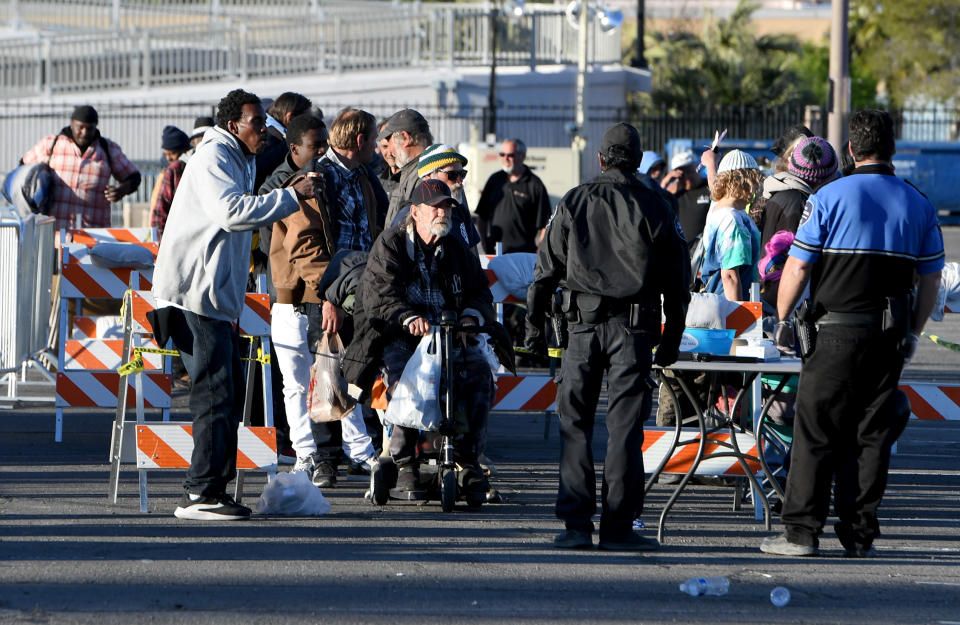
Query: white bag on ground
[
  {"left": 255, "top": 470, "right": 331, "bottom": 516},
  {"left": 306, "top": 332, "right": 356, "bottom": 422},
  {"left": 382, "top": 329, "right": 443, "bottom": 431}
]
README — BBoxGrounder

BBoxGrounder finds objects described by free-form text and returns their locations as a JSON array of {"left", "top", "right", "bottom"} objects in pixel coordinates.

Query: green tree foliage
[
  {"left": 793, "top": 41, "right": 879, "bottom": 110},
  {"left": 850, "top": 0, "right": 960, "bottom": 106},
  {"left": 640, "top": 0, "right": 814, "bottom": 110}
]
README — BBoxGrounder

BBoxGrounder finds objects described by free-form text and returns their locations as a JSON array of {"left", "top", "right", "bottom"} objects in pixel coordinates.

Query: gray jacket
[{"left": 152, "top": 126, "right": 300, "bottom": 321}]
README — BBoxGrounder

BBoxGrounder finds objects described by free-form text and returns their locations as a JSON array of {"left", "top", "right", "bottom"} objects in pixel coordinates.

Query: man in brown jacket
[{"left": 269, "top": 108, "right": 387, "bottom": 490}]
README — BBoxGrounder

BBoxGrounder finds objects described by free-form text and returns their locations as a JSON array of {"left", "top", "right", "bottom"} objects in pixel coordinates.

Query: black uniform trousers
[
  {"left": 556, "top": 315, "right": 652, "bottom": 540},
  {"left": 781, "top": 324, "right": 908, "bottom": 549}
]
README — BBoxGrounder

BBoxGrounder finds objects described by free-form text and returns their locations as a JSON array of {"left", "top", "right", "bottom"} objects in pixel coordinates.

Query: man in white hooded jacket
[{"left": 153, "top": 89, "right": 315, "bottom": 521}]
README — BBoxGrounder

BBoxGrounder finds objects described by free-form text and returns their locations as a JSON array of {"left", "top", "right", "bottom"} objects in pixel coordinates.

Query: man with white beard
[
  {"left": 381, "top": 108, "right": 434, "bottom": 227},
  {"left": 343, "top": 179, "right": 515, "bottom": 501},
  {"left": 476, "top": 138, "right": 552, "bottom": 255}
]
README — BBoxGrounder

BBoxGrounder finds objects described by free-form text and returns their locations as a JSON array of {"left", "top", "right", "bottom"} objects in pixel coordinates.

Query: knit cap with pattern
[
  {"left": 789, "top": 136, "right": 838, "bottom": 187},
  {"left": 417, "top": 143, "right": 467, "bottom": 178}
]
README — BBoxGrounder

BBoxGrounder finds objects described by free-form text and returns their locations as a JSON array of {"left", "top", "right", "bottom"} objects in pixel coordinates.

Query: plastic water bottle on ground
[
  {"left": 678, "top": 577, "right": 730, "bottom": 597},
  {"left": 770, "top": 586, "right": 791, "bottom": 607}
]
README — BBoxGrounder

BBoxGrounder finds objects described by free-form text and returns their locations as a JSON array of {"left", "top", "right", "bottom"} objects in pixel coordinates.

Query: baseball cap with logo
[{"left": 412, "top": 179, "right": 458, "bottom": 209}]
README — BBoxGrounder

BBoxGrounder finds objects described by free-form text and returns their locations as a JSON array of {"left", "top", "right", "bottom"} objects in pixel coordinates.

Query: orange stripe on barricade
[
  {"left": 131, "top": 291, "right": 155, "bottom": 334},
  {"left": 136, "top": 425, "right": 277, "bottom": 470},
  {"left": 56, "top": 371, "right": 171, "bottom": 408},
  {"left": 523, "top": 378, "right": 558, "bottom": 410},
  {"left": 643, "top": 428, "right": 761, "bottom": 476},
  {"left": 370, "top": 378, "right": 388, "bottom": 410},
  {"left": 898, "top": 383, "right": 960, "bottom": 420},
  {"left": 137, "top": 425, "right": 191, "bottom": 468},
  {"left": 61, "top": 264, "right": 113, "bottom": 299},
  {"left": 71, "top": 317, "right": 98, "bottom": 339},
  {"left": 901, "top": 386, "right": 940, "bottom": 420},
  {"left": 494, "top": 375, "right": 524, "bottom": 404},
  {"left": 239, "top": 293, "right": 271, "bottom": 336},
  {"left": 725, "top": 302, "right": 762, "bottom": 338}
]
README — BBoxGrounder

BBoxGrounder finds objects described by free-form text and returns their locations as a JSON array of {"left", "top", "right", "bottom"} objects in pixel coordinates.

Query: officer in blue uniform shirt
[{"left": 761, "top": 110, "right": 944, "bottom": 558}]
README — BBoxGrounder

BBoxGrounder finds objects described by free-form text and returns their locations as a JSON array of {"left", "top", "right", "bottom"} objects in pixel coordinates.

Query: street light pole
[
  {"left": 572, "top": 0, "right": 589, "bottom": 173},
  {"left": 487, "top": 3, "right": 499, "bottom": 140},
  {"left": 827, "top": 0, "right": 850, "bottom": 154},
  {"left": 633, "top": 0, "right": 646, "bottom": 68}
]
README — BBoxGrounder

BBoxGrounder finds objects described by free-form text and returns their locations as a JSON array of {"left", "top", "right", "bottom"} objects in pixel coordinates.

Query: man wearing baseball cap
[
  {"left": 380, "top": 108, "right": 434, "bottom": 227},
  {"left": 342, "top": 178, "right": 515, "bottom": 504},
  {"left": 526, "top": 122, "right": 689, "bottom": 551},
  {"left": 662, "top": 149, "right": 711, "bottom": 251}
]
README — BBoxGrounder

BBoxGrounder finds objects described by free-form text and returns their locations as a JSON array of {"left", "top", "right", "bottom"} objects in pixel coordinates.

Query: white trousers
[{"left": 271, "top": 303, "right": 374, "bottom": 462}]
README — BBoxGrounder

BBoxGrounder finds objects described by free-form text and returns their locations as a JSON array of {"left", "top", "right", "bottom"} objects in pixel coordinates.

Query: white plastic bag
[
  {"left": 306, "top": 332, "right": 356, "bottom": 422},
  {"left": 488, "top": 253, "right": 537, "bottom": 300},
  {"left": 382, "top": 329, "right": 443, "bottom": 431},
  {"left": 255, "top": 470, "right": 331, "bottom": 516}
]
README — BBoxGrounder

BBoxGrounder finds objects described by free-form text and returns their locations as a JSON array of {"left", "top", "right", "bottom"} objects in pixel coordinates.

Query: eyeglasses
[
  {"left": 499, "top": 152, "right": 518, "bottom": 158},
  {"left": 438, "top": 169, "right": 467, "bottom": 181}
]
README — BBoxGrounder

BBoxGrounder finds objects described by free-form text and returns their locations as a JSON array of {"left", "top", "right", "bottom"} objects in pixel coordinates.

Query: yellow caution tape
[
  {"left": 117, "top": 346, "right": 181, "bottom": 376},
  {"left": 513, "top": 346, "right": 563, "bottom": 359},
  {"left": 922, "top": 332, "right": 960, "bottom": 353},
  {"left": 242, "top": 346, "right": 272, "bottom": 366}
]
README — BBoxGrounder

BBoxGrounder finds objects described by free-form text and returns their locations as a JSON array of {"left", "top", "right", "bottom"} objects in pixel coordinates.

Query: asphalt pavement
[{"left": 1, "top": 230, "right": 959, "bottom": 624}]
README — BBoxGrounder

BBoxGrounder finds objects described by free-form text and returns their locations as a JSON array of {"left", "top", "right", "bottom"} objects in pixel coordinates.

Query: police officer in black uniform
[
  {"left": 761, "top": 110, "right": 944, "bottom": 557},
  {"left": 526, "top": 123, "right": 690, "bottom": 551}
]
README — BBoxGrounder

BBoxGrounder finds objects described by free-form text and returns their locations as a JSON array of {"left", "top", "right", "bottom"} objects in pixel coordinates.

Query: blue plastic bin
[{"left": 679, "top": 328, "right": 736, "bottom": 354}]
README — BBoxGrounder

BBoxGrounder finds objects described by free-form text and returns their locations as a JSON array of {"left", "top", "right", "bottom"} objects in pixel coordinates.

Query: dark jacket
[
  {"left": 385, "top": 157, "right": 420, "bottom": 228},
  {"left": 342, "top": 224, "right": 516, "bottom": 391},
  {"left": 268, "top": 156, "right": 384, "bottom": 306},
  {"left": 761, "top": 187, "right": 808, "bottom": 248},
  {"left": 527, "top": 167, "right": 689, "bottom": 351}
]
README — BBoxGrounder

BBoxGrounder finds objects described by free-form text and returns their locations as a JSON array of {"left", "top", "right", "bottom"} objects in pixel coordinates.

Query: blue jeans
[{"left": 173, "top": 310, "right": 245, "bottom": 497}]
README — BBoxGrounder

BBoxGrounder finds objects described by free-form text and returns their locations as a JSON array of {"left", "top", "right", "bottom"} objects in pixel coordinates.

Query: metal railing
[{"left": 0, "top": 2, "right": 622, "bottom": 96}]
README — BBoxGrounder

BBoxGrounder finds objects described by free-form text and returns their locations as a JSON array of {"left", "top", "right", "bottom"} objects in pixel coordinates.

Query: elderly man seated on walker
[{"left": 342, "top": 179, "right": 515, "bottom": 504}]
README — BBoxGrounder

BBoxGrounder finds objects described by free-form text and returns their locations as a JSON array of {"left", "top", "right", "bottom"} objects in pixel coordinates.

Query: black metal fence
[{"left": 2, "top": 100, "right": 957, "bottom": 177}]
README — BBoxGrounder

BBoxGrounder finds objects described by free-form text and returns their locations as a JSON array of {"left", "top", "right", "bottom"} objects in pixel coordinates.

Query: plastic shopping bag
[
  {"left": 255, "top": 470, "right": 331, "bottom": 516},
  {"left": 382, "top": 329, "right": 443, "bottom": 431},
  {"left": 306, "top": 332, "right": 356, "bottom": 423}
]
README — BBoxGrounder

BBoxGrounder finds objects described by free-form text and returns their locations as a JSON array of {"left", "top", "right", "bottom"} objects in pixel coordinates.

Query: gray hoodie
[{"left": 153, "top": 126, "right": 299, "bottom": 321}]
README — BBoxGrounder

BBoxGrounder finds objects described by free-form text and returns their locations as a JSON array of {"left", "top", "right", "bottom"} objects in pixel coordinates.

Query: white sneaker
[{"left": 292, "top": 455, "right": 316, "bottom": 475}]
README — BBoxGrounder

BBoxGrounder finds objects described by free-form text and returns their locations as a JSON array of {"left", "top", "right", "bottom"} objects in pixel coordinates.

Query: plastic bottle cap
[{"left": 770, "top": 586, "right": 791, "bottom": 607}]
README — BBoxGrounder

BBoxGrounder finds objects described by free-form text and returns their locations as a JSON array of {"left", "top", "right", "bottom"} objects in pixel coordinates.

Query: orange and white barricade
[
  {"left": 107, "top": 288, "right": 277, "bottom": 512},
  {"left": 54, "top": 233, "right": 163, "bottom": 442},
  {"left": 642, "top": 427, "right": 762, "bottom": 476},
  {"left": 899, "top": 383, "right": 960, "bottom": 421}
]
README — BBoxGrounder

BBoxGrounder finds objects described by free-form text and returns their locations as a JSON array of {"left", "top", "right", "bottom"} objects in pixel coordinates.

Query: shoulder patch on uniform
[
  {"left": 674, "top": 218, "right": 687, "bottom": 241},
  {"left": 799, "top": 198, "right": 814, "bottom": 227},
  {"left": 459, "top": 222, "right": 468, "bottom": 244}
]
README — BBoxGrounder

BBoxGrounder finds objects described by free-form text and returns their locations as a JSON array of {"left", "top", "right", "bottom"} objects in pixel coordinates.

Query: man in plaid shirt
[{"left": 22, "top": 105, "right": 140, "bottom": 230}]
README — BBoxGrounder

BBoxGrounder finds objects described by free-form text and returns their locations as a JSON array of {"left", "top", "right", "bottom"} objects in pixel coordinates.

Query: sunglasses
[
  {"left": 499, "top": 152, "right": 518, "bottom": 158},
  {"left": 438, "top": 169, "right": 467, "bottom": 181}
]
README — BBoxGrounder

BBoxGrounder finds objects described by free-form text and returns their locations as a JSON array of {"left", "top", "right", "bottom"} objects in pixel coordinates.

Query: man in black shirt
[
  {"left": 476, "top": 139, "right": 552, "bottom": 254},
  {"left": 662, "top": 150, "right": 711, "bottom": 251},
  {"left": 526, "top": 123, "right": 689, "bottom": 551}
]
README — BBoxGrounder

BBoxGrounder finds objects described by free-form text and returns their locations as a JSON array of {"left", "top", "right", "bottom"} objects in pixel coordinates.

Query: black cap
[
  {"left": 71, "top": 105, "right": 98, "bottom": 125},
  {"left": 600, "top": 122, "right": 642, "bottom": 165},
  {"left": 379, "top": 108, "right": 429, "bottom": 141},
  {"left": 411, "top": 179, "right": 458, "bottom": 208},
  {"left": 190, "top": 116, "right": 215, "bottom": 141},
  {"left": 161, "top": 125, "right": 191, "bottom": 152}
]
